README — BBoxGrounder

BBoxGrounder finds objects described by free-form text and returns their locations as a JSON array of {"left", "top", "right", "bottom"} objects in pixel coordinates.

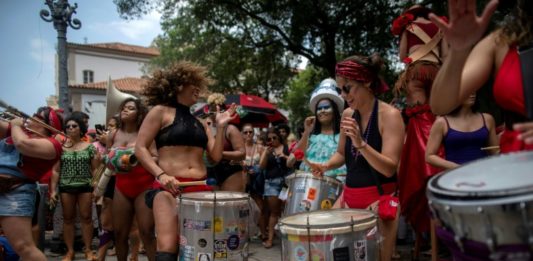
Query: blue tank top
[
  {"left": 443, "top": 114, "right": 489, "bottom": 165},
  {"left": 345, "top": 99, "right": 397, "bottom": 188}
]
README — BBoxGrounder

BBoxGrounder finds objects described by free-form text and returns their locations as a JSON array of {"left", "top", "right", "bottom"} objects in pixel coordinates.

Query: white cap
[{"left": 309, "top": 78, "right": 345, "bottom": 114}]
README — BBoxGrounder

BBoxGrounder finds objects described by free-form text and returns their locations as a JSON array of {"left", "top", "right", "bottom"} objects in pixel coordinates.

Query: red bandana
[
  {"left": 47, "top": 108, "right": 62, "bottom": 133},
  {"left": 335, "top": 60, "right": 389, "bottom": 94}
]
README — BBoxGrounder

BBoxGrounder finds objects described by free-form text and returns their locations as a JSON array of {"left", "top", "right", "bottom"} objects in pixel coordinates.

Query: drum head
[
  {"left": 285, "top": 171, "right": 341, "bottom": 185},
  {"left": 429, "top": 152, "right": 533, "bottom": 198},
  {"left": 280, "top": 209, "right": 375, "bottom": 229},
  {"left": 180, "top": 191, "right": 249, "bottom": 201}
]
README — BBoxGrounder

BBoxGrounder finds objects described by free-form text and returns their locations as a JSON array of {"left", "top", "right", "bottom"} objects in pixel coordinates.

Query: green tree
[{"left": 280, "top": 66, "right": 329, "bottom": 130}]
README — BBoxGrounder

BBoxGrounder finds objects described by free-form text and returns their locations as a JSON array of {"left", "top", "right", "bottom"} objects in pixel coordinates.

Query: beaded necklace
[{"left": 351, "top": 98, "right": 378, "bottom": 160}]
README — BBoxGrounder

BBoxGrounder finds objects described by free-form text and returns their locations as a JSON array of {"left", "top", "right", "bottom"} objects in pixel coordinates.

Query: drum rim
[
  {"left": 178, "top": 191, "right": 250, "bottom": 201},
  {"left": 279, "top": 209, "right": 376, "bottom": 230},
  {"left": 286, "top": 171, "right": 342, "bottom": 185},
  {"left": 428, "top": 152, "right": 533, "bottom": 199}
]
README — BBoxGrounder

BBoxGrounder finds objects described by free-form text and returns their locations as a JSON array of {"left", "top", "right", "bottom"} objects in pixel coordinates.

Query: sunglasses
[
  {"left": 316, "top": 104, "right": 332, "bottom": 113},
  {"left": 336, "top": 84, "right": 353, "bottom": 94},
  {"left": 267, "top": 136, "right": 278, "bottom": 142},
  {"left": 66, "top": 124, "right": 79, "bottom": 129},
  {"left": 243, "top": 130, "right": 253, "bottom": 134}
]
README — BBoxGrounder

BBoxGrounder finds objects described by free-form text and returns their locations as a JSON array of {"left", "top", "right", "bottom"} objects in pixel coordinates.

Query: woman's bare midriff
[{"left": 157, "top": 146, "right": 207, "bottom": 179}]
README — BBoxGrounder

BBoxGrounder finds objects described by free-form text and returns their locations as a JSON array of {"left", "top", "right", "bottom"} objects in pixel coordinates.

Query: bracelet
[
  {"left": 354, "top": 142, "right": 367, "bottom": 150},
  {"left": 156, "top": 172, "right": 166, "bottom": 181}
]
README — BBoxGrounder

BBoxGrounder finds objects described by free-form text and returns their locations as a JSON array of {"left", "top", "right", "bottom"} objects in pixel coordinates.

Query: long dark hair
[
  {"left": 312, "top": 98, "right": 341, "bottom": 136},
  {"left": 499, "top": 0, "right": 533, "bottom": 47}
]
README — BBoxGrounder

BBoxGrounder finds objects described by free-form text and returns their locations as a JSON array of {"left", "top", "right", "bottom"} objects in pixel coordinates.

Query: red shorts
[{"left": 343, "top": 183, "right": 396, "bottom": 209}]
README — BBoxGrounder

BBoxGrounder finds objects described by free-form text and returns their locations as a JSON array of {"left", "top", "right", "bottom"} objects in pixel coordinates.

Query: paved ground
[{"left": 44, "top": 236, "right": 436, "bottom": 261}]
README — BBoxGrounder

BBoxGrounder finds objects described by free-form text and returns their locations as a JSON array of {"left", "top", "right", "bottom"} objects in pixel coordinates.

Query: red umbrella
[{"left": 193, "top": 94, "right": 287, "bottom": 127}]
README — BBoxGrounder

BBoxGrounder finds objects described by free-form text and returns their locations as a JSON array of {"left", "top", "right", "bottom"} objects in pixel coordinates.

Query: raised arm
[
  {"left": 10, "top": 118, "right": 57, "bottom": 160},
  {"left": 429, "top": 0, "right": 499, "bottom": 115}
]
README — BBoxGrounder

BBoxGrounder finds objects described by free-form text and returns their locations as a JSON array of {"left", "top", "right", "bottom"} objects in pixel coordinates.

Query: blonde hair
[{"left": 207, "top": 93, "right": 226, "bottom": 106}]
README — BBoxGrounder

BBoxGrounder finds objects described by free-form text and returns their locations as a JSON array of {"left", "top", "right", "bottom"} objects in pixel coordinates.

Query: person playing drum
[
  {"left": 0, "top": 106, "right": 63, "bottom": 261},
  {"left": 135, "top": 61, "right": 236, "bottom": 260},
  {"left": 310, "top": 54, "right": 405, "bottom": 261},
  {"left": 298, "top": 78, "right": 347, "bottom": 183}
]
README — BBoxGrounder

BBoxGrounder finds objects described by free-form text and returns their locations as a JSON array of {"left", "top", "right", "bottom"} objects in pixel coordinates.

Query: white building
[{"left": 65, "top": 42, "right": 159, "bottom": 128}]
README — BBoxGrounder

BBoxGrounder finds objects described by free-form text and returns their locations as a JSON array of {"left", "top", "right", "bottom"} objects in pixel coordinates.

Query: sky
[{"left": 0, "top": 1, "right": 162, "bottom": 114}]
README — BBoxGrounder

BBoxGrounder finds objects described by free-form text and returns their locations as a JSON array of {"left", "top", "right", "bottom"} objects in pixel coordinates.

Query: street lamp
[{"left": 40, "top": 0, "right": 81, "bottom": 112}]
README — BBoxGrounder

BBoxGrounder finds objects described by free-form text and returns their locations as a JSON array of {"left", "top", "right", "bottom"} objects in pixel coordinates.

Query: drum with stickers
[
  {"left": 279, "top": 209, "right": 378, "bottom": 261},
  {"left": 178, "top": 191, "right": 252, "bottom": 261},
  {"left": 283, "top": 171, "right": 342, "bottom": 216},
  {"left": 427, "top": 152, "right": 533, "bottom": 260}
]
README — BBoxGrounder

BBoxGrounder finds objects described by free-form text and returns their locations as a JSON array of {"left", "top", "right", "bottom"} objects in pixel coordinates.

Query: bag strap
[
  {"left": 406, "top": 24, "right": 443, "bottom": 63},
  {"left": 518, "top": 44, "right": 533, "bottom": 119}
]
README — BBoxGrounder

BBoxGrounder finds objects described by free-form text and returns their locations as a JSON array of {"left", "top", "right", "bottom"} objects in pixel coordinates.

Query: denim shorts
[
  {"left": 263, "top": 177, "right": 284, "bottom": 197},
  {"left": 0, "top": 182, "right": 38, "bottom": 217}
]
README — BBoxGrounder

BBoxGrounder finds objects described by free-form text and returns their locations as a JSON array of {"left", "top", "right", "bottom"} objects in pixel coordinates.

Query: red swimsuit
[{"left": 493, "top": 46, "right": 533, "bottom": 153}]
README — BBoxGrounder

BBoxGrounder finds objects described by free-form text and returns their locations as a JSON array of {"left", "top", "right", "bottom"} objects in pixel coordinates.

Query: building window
[{"left": 83, "top": 70, "right": 94, "bottom": 83}]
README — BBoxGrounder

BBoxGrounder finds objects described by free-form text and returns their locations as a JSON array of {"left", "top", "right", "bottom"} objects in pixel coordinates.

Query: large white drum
[
  {"left": 279, "top": 209, "right": 378, "bottom": 261},
  {"left": 427, "top": 152, "right": 533, "bottom": 260},
  {"left": 178, "top": 191, "right": 252, "bottom": 261},
  {"left": 284, "top": 171, "right": 343, "bottom": 216}
]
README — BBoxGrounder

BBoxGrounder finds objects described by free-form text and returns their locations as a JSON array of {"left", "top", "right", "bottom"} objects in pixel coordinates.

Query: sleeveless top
[
  {"left": 406, "top": 22, "right": 439, "bottom": 49},
  {"left": 345, "top": 100, "right": 397, "bottom": 188},
  {"left": 443, "top": 114, "right": 489, "bottom": 165},
  {"left": 265, "top": 145, "right": 290, "bottom": 179},
  {"left": 155, "top": 103, "right": 208, "bottom": 150},
  {"left": 300, "top": 133, "right": 347, "bottom": 179},
  {"left": 493, "top": 45, "right": 526, "bottom": 116}
]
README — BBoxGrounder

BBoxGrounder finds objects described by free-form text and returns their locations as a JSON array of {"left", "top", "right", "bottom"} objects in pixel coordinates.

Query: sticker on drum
[
  {"left": 328, "top": 187, "right": 337, "bottom": 199},
  {"left": 227, "top": 235, "right": 240, "bottom": 250},
  {"left": 197, "top": 238, "right": 207, "bottom": 248},
  {"left": 180, "top": 245, "right": 195, "bottom": 261},
  {"left": 214, "top": 239, "right": 227, "bottom": 258},
  {"left": 333, "top": 247, "right": 350, "bottom": 260},
  {"left": 214, "top": 216, "right": 223, "bottom": 233},
  {"left": 307, "top": 187, "right": 317, "bottom": 200},
  {"left": 354, "top": 240, "right": 367, "bottom": 261},
  {"left": 196, "top": 252, "right": 211, "bottom": 261},
  {"left": 298, "top": 200, "right": 311, "bottom": 212},
  {"left": 180, "top": 235, "right": 187, "bottom": 246},
  {"left": 311, "top": 249, "right": 326, "bottom": 261},
  {"left": 320, "top": 199, "right": 332, "bottom": 210},
  {"left": 294, "top": 245, "right": 308, "bottom": 261}
]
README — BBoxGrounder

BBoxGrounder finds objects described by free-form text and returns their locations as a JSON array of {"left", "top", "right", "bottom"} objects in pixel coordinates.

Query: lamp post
[{"left": 40, "top": 0, "right": 81, "bottom": 112}]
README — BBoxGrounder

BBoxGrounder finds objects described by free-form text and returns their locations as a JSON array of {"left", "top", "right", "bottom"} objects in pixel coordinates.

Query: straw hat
[{"left": 309, "top": 78, "right": 345, "bottom": 114}]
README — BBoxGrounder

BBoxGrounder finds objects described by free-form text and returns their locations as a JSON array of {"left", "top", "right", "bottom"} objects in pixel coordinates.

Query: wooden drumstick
[
  {"left": 177, "top": 178, "right": 217, "bottom": 187},
  {"left": 480, "top": 145, "right": 500, "bottom": 151}
]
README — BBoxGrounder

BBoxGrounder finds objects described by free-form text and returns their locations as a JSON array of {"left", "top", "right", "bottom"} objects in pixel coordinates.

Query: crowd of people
[{"left": 0, "top": 0, "right": 532, "bottom": 261}]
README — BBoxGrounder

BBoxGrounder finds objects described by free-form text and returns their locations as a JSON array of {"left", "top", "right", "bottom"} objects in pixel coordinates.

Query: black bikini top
[{"left": 155, "top": 103, "right": 208, "bottom": 150}]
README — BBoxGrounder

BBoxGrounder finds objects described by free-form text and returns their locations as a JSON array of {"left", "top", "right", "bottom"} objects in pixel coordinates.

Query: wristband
[{"left": 156, "top": 172, "right": 166, "bottom": 181}]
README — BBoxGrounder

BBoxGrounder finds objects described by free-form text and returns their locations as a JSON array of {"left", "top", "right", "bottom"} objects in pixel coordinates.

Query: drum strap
[{"left": 519, "top": 44, "right": 533, "bottom": 119}]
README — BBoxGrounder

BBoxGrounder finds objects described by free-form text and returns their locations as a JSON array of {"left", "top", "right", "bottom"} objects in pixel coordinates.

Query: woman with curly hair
[
  {"left": 204, "top": 93, "right": 246, "bottom": 192},
  {"left": 431, "top": 0, "right": 533, "bottom": 152},
  {"left": 50, "top": 113, "right": 99, "bottom": 261},
  {"left": 135, "top": 61, "right": 236, "bottom": 260},
  {"left": 105, "top": 97, "right": 156, "bottom": 261}
]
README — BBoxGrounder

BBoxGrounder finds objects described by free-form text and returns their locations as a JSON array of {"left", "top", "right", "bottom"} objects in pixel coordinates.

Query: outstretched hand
[
  {"left": 429, "top": 0, "right": 498, "bottom": 51},
  {"left": 215, "top": 103, "right": 238, "bottom": 127}
]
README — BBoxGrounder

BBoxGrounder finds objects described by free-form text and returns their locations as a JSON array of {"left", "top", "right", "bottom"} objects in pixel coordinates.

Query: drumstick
[
  {"left": 480, "top": 145, "right": 500, "bottom": 151},
  {"left": 178, "top": 178, "right": 217, "bottom": 187}
]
